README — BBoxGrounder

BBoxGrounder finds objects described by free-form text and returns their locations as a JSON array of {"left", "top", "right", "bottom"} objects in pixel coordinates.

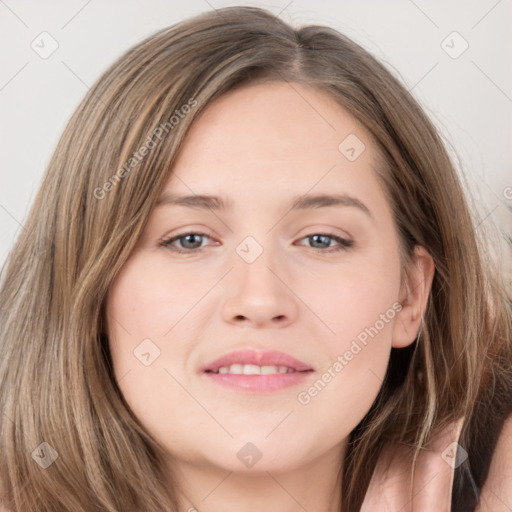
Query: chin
[{"left": 172, "top": 438, "right": 308, "bottom": 474}]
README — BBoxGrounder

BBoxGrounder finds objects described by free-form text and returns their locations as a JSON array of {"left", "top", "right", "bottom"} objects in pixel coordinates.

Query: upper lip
[{"left": 201, "top": 348, "right": 314, "bottom": 373}]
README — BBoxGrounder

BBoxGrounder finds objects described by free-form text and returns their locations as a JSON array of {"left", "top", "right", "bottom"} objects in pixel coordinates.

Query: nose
[{"left": 221, "top": 243, "right": 298, "bottom": 328}]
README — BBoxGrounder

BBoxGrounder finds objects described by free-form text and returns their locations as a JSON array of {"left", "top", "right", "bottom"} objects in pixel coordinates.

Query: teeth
[{"left": 215, "top": 364, "right": 295, "bottom": 375}]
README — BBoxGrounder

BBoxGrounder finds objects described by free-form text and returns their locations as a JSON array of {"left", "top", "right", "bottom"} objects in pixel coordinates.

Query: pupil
[
  {"left": 312, "top": 235, "right": 329, "bottom": 248},
  {"left": 183, "top": 234, "right": 201, "bottom": 248}
]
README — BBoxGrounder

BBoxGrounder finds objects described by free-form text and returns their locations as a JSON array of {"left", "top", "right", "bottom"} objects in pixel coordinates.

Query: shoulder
[{"left": 476, "top": 414, "right": 512, "bottom": 511}]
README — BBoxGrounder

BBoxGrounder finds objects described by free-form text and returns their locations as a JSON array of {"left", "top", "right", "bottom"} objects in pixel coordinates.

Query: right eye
[{"left": 160, "top": 232, "right": 215, "bottom": 253}]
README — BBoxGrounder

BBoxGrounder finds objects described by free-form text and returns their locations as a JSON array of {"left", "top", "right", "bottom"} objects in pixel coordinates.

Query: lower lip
[{"left": 203, "top": 371, "right": 313, "bottom": 392}]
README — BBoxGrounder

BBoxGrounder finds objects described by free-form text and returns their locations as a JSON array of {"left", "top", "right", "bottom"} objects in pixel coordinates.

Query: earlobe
[{"left": 391, "top": 245, "right": 435, "bottom": 349}]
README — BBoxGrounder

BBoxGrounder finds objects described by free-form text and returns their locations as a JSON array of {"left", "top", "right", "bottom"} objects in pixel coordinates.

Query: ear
[{"left": 392, "top": 245, "right": 435, "bottom": 348}]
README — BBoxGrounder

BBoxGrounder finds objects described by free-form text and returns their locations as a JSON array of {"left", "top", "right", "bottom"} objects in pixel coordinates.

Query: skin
[{"left": 105, "top": 81, "right": 434, "bottom": 512}]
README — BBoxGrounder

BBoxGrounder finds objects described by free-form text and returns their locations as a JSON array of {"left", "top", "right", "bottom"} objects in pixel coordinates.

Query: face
[{"left": 105, "top": 81, "right": 415, "bottom": 477}]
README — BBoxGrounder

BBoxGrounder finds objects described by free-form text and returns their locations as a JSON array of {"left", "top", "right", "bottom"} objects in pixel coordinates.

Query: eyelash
[{"left": 160, "top": 231, "right": 354, "bottom": 254}]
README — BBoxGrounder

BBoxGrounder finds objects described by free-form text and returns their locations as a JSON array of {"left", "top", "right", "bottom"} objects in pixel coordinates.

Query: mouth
[
  {"left": 201, "top": 348, "right": 314, "bottom": 392},
  {"left": 205, "top": 364, "right": 308, "bottom": 375}
]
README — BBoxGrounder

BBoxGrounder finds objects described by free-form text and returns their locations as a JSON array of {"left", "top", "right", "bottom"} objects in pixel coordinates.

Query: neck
[{"left": 171, "top": 446, "right": 344, "bottom": 512}]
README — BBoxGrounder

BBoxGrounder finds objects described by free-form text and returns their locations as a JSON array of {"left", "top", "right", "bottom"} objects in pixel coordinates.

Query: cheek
[
  {"left": 104, "top": 253, "right": 216, "bottom": 433},
  {"left": 106, "top": 252, "right": 212, "bottom": 344},
  {"left": 295, "top": 278, "right": 396, "bottom": 440},
  {"left": 307, "top": 248, "right": 401, "bottom": 356},
  {"left": 295, "top": 249, "right": 400, "bottom": 425}
]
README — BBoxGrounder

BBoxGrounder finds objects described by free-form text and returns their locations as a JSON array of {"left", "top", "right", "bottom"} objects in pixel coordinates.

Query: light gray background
[{"left": 1, "top": 0, "right": 511, "bottom": 271}]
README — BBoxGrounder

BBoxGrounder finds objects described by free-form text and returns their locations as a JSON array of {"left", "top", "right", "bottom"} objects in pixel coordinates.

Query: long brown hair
[{"left": 1, "top": 6, "right": 511, "bottom": 511}]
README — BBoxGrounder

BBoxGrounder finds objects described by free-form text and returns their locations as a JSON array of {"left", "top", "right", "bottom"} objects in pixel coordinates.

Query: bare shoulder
[{"left": 476, "top": 414, "right": 512, "bottom": 511}]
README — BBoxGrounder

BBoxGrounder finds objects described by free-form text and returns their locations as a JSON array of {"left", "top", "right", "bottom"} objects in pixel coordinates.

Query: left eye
[
  {"left": 298, "top": 233, "right": 353, "bottom": 252},
  {"left": 160, "top": 232, "right": 353, "bottom": 254}
]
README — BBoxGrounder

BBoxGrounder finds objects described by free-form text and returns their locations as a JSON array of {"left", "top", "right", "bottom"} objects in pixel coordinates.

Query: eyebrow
[{"left": 155, "top": 192, "right": 372, "bottom": 218}]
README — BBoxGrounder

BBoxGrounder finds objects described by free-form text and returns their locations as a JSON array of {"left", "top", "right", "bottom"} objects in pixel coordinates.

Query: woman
[{"left": 1, "top": 6, "right": 511, "bottom": 511}]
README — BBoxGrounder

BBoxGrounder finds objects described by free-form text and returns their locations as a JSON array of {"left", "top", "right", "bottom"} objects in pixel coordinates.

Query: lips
[
  {"left": 201, "top": 348, "right": 314, "bottom": 392},
  {"left": 201, "top": 348, "right": 314, "bottom": 373}
]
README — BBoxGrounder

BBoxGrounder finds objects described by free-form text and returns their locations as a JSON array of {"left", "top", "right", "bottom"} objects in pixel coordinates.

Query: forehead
[{"left": 164, "top": 81, "right": 383, "bottom": 209}]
